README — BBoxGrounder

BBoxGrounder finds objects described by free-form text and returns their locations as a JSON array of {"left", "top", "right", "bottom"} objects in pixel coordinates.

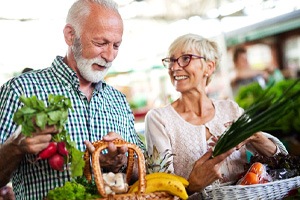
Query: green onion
[{"left": 213, "top": 79, "right": 300, "bottom": 157}]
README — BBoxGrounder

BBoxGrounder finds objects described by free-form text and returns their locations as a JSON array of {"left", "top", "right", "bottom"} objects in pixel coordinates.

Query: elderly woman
[{"left": 144, "top": 33, "right": 287, "bottom": 199}]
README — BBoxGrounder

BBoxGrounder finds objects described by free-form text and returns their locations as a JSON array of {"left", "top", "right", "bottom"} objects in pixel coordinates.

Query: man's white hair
[{"left": 66, "top": 0, "right": 119, "bottom": 36}]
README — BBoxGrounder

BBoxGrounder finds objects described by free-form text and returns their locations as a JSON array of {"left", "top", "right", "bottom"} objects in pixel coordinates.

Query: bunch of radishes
[
  {"left": 37, "top": 141, "right": 69, "bottom": 171},
  {"left": 13, "top": 95, "right": 85, "bottom": 177}
]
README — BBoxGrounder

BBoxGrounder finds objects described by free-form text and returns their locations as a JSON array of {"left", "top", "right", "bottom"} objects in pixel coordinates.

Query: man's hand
[
  {"left": 85, "top": 132, "right": 128, "bottom": 173},
  {"left": 9, "top": 125, "right": 58, "bottom": 156},
  {"left": 0, "top": 186, "right": 15, "bottom": 200}
]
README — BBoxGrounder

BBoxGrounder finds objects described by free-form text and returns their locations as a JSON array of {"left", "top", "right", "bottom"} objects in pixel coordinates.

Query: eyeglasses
[{"left": 162, "top": 54, "right": 206, "bottom": 69}]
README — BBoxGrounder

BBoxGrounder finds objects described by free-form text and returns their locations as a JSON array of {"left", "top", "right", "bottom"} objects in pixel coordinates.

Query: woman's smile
[{"left": 174, "top": 75, "right": 188, "bottom": 81}]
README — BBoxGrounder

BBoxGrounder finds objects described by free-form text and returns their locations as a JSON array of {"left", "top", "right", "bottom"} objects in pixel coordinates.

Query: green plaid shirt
[{"left": 0, "top": 56, "right": 144, "bottom": 200}]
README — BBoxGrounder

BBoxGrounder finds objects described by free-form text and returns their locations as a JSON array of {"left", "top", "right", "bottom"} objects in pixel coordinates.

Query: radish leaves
[{"left": 13, "top": 94, "right": 85, "bottom": 178}]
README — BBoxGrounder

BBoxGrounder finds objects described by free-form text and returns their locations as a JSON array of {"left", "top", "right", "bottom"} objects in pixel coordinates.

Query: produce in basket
[
  {"left": 82, "top": 139, "right": 189, "bottom": 199},
  {"left": 128, "top": 172, "right": 189, "bottom": 199},
  {"left": 237, "top": 162, "right": 271, "bottom": 185},
  {"left": 102, "top": 172, "right": 128, "bottom": 194},
  {"left": 213, "top": 79, "right": 300, "bottom": 157},
  {"left": 249, "top": 153, "right": 300, "bottom": 180},
  {"left": 144, "top": 145, "right": 175, "bottom": 174}
]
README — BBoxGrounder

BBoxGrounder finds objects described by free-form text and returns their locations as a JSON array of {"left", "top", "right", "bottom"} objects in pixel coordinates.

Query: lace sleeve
[{"left": 144, "top": 109, "right": 175, "bottom": 172}]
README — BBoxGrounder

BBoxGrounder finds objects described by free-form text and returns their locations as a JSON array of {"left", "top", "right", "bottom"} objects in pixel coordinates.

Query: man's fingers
[
  {"left": 118, "top": 146, "right": 128, "bottom": 154},
  {"left": 33, "top": 125, "right": 58, "bottom": 135},
  {"left": 84, "top": 140, "right": 95, "bottom": 153},
  {"left": 103, "top": 132, "right": 122, "bottom": 141},
  {"left": 107, "top": 142, "right": 117, "bottom": 152}
]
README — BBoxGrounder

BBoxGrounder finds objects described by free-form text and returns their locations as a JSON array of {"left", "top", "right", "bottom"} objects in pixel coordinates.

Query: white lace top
[{"left": 144, "top": 99, "right": 287, "bottom": 183}]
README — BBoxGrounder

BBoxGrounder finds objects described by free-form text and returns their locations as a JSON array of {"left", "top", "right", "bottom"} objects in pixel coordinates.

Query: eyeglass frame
[{"left": 162, "top": 54, "right": 206, "bottom": 69}]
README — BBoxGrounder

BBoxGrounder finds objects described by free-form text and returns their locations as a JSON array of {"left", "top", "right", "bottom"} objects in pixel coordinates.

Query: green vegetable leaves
[
  {"left": 47, "top": 181, "right": 99, "bottom": 200},
  {"left": 13, "top": 94, "right": 85, "bottom": 178},
  {"left": 13, "top": 94, "right": 73, "bottom": 136},
  {"left": 213, "top": 79, "right": 300, "bottom": 157}
]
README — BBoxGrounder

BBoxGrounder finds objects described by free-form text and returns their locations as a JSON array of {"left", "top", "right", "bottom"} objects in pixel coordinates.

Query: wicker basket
[
  {"left": 83, "top": 139, "right": 176, "bottom": 200},
  {"left": 201, "top": 176, "right": 300, "bottom": 200}
]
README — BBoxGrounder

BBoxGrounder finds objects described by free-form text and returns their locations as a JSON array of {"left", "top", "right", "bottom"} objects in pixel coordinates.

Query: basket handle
[
  {"left": 87, "top": 139, "right": 146, "bottom": 197},
  {"left": 83, "top": 140, "right": 135, "bottom": 184}
]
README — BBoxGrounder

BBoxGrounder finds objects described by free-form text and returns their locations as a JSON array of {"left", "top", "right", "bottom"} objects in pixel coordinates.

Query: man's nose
[{"left": 101, "top": 44, "right": 117, "bottom": 62}]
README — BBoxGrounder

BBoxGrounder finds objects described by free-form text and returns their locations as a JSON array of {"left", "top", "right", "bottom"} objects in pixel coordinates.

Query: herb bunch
[
  {"left": 13, "top": 94, "right": 85, "bottom": 178},
  {"left": 213, "top": 79, "right": 300, "bottom": 157}
]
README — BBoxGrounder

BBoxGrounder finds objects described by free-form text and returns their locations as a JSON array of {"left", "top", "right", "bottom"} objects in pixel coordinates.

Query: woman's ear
[
  {"left": 63, "top": 24, "right": 75, "bottom": 46},
  {"left": 205, "top": 60, "right": 216, "bottom": 76}
]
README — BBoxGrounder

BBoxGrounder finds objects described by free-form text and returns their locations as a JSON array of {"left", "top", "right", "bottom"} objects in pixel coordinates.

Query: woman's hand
[
  {"left": 85, "top": 132, "right": 128, "bottom": 173},
  {"left": 236, "top": 132, "right": 277, "bottom": 156},
  {"left": 187, "top": 148, "right": 234, "bottom": 194}
]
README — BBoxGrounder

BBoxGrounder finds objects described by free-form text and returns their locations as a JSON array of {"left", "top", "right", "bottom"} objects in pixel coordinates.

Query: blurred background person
[{"left": 230, "top": 47, "right": 269, "bottom": 96}]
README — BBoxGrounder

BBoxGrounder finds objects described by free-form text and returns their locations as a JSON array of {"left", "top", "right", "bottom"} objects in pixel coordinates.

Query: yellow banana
[
  {"left": 145, "top": 172, "right": 189, "bottom": 187},
  {"left": 128, "top": 176, "right": 188, "bottom": 199},
  {"left": 128, "top": 172, "right": 189, "bottom": 193},
  {"left": 146, "top": 177, "right": 189, "bottom": 199}
]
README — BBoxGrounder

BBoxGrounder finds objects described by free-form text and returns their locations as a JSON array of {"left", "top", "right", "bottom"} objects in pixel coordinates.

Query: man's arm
[
  {"left": 0, "top": 131, "right": 24, "bottom": 187},
  {"left": 0, "top": 125, "right": 56, "bottom": 187}
]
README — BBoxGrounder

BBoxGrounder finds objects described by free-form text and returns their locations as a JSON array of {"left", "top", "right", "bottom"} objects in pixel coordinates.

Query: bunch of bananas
[{"left": 128, "top": 172, "right": 189, "bottom": 199}]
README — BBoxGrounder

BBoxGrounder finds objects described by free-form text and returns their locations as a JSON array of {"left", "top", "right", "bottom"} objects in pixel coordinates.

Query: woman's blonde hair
[{"left": 168, "top": 33, "right": 222, "bottom": 84}]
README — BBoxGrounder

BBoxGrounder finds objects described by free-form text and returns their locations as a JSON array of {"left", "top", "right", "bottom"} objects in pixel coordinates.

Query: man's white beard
[
  {"left": 72, "top": 37, "right": 112, "bottom": 83},
  {"left": 76, "top": 57, "right": 111, "bottom": 83}
]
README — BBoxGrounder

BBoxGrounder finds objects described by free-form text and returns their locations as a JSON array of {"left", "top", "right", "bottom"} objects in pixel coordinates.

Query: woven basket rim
[
  {"left": 202, "top": 175, "right": 300, "bottom": 200},
  {"left": 206, "top": 175, "right": 300, "bottom": 189}
]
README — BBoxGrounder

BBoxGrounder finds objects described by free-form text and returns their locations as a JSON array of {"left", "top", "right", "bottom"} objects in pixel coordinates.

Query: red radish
[
  {"left": 36, "top": 142, "right": 57, "bottom": 160},
  {"left": 57, "top": 142, "right": 69, "bottom": 156},
  {"left": 48, "top": 153, "right": 65, "bottom": 171}
]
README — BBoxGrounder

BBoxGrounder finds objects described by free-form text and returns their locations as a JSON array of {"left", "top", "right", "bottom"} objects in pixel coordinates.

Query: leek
[{"left": 213, "top": 79, "right": 300, "bottom": 157}]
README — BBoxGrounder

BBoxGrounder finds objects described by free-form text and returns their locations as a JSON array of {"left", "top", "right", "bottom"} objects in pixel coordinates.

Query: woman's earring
[{"left": 205, "top": 73, "right": 209, "bottom": 77}]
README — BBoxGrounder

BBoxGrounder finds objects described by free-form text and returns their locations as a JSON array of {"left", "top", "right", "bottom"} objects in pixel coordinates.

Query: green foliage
[
  {"left": 13, "top": 94, "right": 85, "bottom": 178},
  {"left": 74, "top": 176, "right": 99, "bottom": 196},
  {"left": 47, "top": 181, "right": 99, "bottom": 200},
  {"left": 13, "top": 94, "right": 73, "bottom": 136},
  {"left": 213, "top": 79, "right": 300, "bottom": 157},
  {"left": 235, "top": 79, "right": 300, "bottom": 135},
  {"left": 235, "top": 82, "right": 264, "bottom": 109}
]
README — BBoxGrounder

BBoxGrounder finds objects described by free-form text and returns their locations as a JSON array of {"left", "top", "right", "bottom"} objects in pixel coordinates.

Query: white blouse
[{"left": 145, "top": 99, "right": 287, "bottom": 183}]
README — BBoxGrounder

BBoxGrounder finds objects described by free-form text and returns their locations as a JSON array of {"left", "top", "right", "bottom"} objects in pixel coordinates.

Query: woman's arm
[
  {"left": 240, "top": 132, "right": 288, "bottom": 157},
  {"left": 144, "top": 110, "right": 174, "bottom": 172}
]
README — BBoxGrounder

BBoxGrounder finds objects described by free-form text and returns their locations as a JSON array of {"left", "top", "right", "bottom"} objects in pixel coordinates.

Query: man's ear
[{"left": 63, "top": 24, "right": 75, "bottom": 46}]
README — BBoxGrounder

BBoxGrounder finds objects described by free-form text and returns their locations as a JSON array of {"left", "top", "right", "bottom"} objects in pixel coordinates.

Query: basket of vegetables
[
  {"left": 200, "top": 79, "right": 300, "bottom": 199},
  {"left": 82, "top": 139, "right": 189, "bottom": 200},
  {"left": 201, "top": 175, "right": 300, "bottom": 200},
  {"left": 202, "top": 154, "right": 300, "bottom": 200}
]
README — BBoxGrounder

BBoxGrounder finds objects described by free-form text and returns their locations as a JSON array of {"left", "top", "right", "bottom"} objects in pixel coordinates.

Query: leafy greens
[{"left": 213, "top": 79, "right": 300, "bottom": 157}]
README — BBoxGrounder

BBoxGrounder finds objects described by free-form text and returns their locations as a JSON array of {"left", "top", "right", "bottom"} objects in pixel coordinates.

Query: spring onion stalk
[{"left": 213, "top": 79, "right": 300, "bottom": 157}]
